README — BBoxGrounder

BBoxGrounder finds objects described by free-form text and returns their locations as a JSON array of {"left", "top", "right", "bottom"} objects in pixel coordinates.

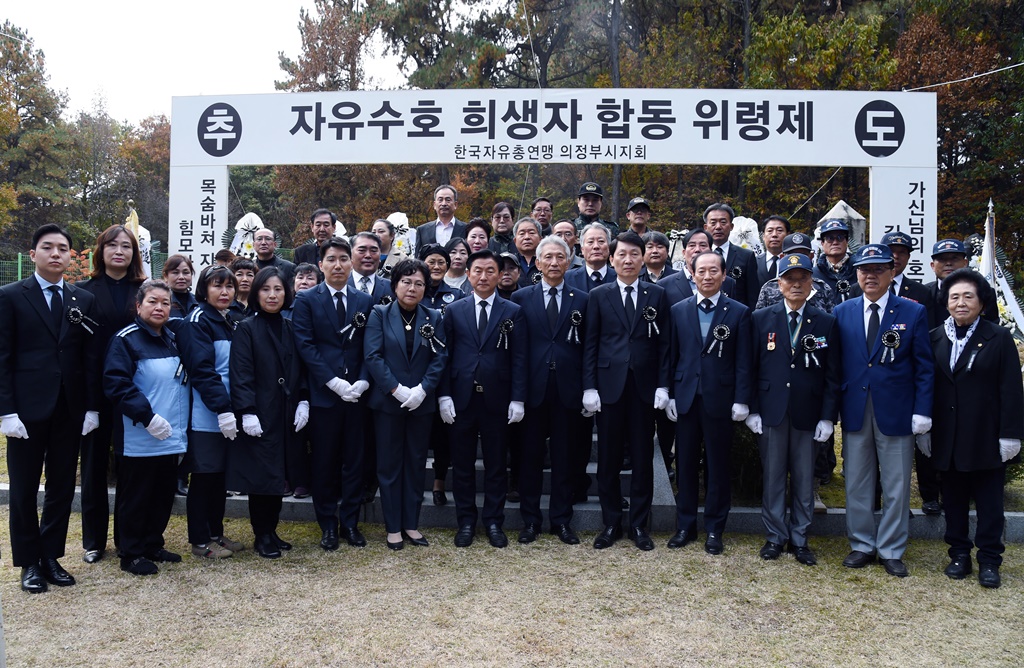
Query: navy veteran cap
[
  {"left": 881, "top": 231, "right": 913, "bottom": 249},
  {"left": 782, "top": 232, "right": 812, "bottom": 252},
  {"left": 626, "top": 197, "right": 651, "bottom": 212},
  {"left": 851, "top": 243, "right": 893, "bottom": 266},
  {"left": 779, "top": 253, "right": 813, "bottom": 275},
  {"left": 819, "top": 219, "right": 850, "bottom": 236},
  {"left": 931, "top": 238, "right": 966, "bottom": 257},
  {"left": 578, "top": 182, "right": 604, "bottom": 198}
]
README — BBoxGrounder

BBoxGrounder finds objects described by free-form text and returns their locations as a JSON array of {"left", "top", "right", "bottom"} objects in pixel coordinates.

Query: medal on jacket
[
  {"left": 707, "top": 324, "right": 730, "bottom": 358},
  {"left": 567, "top": 309, "right": 583, "bottom": 344},
  {"left": 642, "top": 306, "right": 659, "bottom": 338},
  {"left": 419, "top": 323, "right": 445, "bottom": 353},
  {"left": 497, "top": 318, "right": 514, "bottom": 349},
  {"left": 767, "top": 332, "right": 776, "bottom": 351},
  {"left": 66, "top": 303, "right": 98, "bottom": 335},
  {"left": 800, "top": 334, "right": 821, "bottom": 368},
  {"left": 880, "top": 330, "right": 900, "bottom": 363}
]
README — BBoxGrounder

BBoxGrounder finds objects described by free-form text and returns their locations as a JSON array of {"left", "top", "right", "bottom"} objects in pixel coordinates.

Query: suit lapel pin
[{"left": 767, "top": 332, "right": 776, "bottom": 351}]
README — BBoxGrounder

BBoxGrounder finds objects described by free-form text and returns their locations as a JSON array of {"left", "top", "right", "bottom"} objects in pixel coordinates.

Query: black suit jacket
[
  {"left": 349, "top": 272, "right": 395, "bottom": 306},
  {"left": 754, "top": 253, "right": 781, "bottom": 291},
  {"left": 720, "top": 244, "right": 760, "bottom": 308},
  {"left": 77, "top": 275, "right": 144, "bottom": 346},
  {"left": 749, "top": 303, "right": 840, "bottom": 430},
  {"left": 582, "top": 281, "right": 670, "bottom": 405},
  {"left": 293, "top": 242, "right": 321, "bottom": 267},
  {"left": 924, "top": 279, "right": 999, "bottom": 330},
  {"left": 0, "top": 277, "right": 100, "bottom": 421},
  {"left": 659, "top": 271, "right": 738, "bottom": 307},
  {"left": 892, "top": 275, "right": 930, "bottom": 307},
  {"left": 564, "top": 265, "right": 616, "bottom": 294},
  {"left": 929, "top": 319, "right": 1024, "bottom": 471},
  {"left": 415, "top": 219, "right": 466, "bottom": 248},
  {"left": 512, "top": 282, "right": 589, "bottom": 409}
]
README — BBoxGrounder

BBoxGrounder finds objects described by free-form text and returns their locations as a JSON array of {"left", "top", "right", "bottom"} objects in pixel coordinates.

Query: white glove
[
  {"left": 146, "top": 414, "right": 172, "bottom": 441},
  {"left": 654, "top": 387, "right": 670, "bottom": 411},
  {"left": 242, "top": 414, "right": 263, "bottom": 437},
  {"left": 582, "top": 389, "right": 602, "bottom": 414},
  {"left": 1, "top": 414, "right": 29, "bottom": 439},
  {"left": 745, "top": 413, "right": 763, "bottom": 435},
  {"left": 392, "top": 384, "right": 412, "bottom": 404},
  {"left": 343, "top": 379, "right": 369, "bottom": 403},
  {"left": 401, "top": 384, "right": 427, "bottom": 411},
  {"left": 438, "top": 396, "right": 456, "bottom": 424},
  {"left": 665, "top": 402, "right": 678, "bottom": 422},
  {"left": 916, "top": 432, "right": 932, "bottom": 458},
  {"left": 911, "top": 414, "right": 932, "bottom": 436},
  {"left": 327, "top": 377, "right": 352, "bottom": 398},
  {"left": 217, "top": 412, "right": 237, "bottom": 440},
  {"left": 731, "top": 403, "right": 749, "bottom": 422},
  {"left": 293, "top": 400, "right": 309, "bottom": 432},
  {"left": 813, "top": 419, "right": 834, "bottom": 443},
  {"left": 1000, "top": 438, "right": 1021, "bottom": 463},
  {"left": 507, "top": 401, "right": 525, "bottom": 424},
  {"left": 81, "top": 411, "right": 100, "bottom": 436}
]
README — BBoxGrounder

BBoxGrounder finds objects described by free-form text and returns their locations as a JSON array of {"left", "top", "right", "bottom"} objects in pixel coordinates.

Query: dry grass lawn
[{"left": 1, "top": 509, "right": 1023, "bottom": 667}]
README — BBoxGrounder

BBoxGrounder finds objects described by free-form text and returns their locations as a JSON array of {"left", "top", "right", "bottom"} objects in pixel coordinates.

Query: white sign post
[{"left": 169, "top": 88, "right": 936, "bottom": 272}]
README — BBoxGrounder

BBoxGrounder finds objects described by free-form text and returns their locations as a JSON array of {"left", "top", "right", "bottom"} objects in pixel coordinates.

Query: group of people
[{"left": 0, "top": 180, "right": 1018, "bottom": 594}]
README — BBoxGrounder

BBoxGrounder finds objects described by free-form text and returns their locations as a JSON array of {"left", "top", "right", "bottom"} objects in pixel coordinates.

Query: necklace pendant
[{"left": 405, "top": 324, "right": 412, "bottom": 331}]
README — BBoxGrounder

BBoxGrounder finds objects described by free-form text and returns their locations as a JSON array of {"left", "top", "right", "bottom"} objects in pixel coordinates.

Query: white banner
[
  {"left": 869, "top": 167, "right": 938, "bottom": 284},
  {"left": 171, "top": 88, "right": 936, "bottom": 169},
  {"left": 168, "top": 166, "right": 229, "bottom": 273}
]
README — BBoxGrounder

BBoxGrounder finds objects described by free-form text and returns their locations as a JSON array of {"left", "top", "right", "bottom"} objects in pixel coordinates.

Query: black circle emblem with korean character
[
  {"left": 854, "top": 101, "right": 905, "bottom": 158},
  {"left": 197, "top": 103, "right": 242, "bottom": 157}
]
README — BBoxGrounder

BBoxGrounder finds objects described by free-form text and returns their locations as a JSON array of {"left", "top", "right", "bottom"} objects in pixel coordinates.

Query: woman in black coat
[
  {"left": 364, "top": 259, "right": 448, "bottom": 549},
  {"left": 228, "top": 267, "right": 307, "bottom": 558},
  {"left": 927, "top": 268, "right": 1023, "bottom": 589},
  {"left": 77, "top": 224, "right": 147, "bottom": 563}
]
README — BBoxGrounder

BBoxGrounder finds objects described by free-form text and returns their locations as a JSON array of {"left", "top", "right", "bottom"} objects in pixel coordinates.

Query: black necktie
[
  {"left": 547, "top": 287, "right": 558, "bottom": 330},
  {"left": 478, "top": 300, "right": 488, "bottom": 338},
  {"left": 624, "top": 285, "right": 635, "bottom": 322},
  {"left": 890, "top": 280, "right": 897, "bottom": 296},
  {"left": 866, "top": 303, "right": 880, "bottom": 353},
  {"left": 715, "top": 246, "right": 725, "bottom": 257},
  {"left": 49, "top": 285, "right": 63, "bottom": 330},
  {"left": 699, "top": 298, "right": 713, "bottom": 313},
  {"left": 789, "top": 311, "right": 800, "bottom": 349},
  {"left": 591, "top": 272, "right": 600, "bottom": 285},
  {"left": 336, "top": 291, "right": 346, "bottom": 330},
  {"left": 769, "top": 256, "right": 778, "bottom": 278}
]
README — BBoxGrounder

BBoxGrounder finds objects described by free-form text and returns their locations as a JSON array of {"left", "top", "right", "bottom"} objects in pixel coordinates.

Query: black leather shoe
[
  {"left": 944, "top": 554, "right": 972, "bottom": 579},
  {"left": 320, "top": 527, "right": 339, "bottom": 551},
  {"left": 667, "top": 530, "right": 695, "bottom": 549},
  {"left": 176, "top": 480, "right": 189, "bottom": 496},
  {"left": 593, "top": 525, "right": 623, "bottom": 550},
  {"left": 38, "top": 558, "right": 75, "bottom": 587},
  {"left": 83, "top": 549, "right": 104, "bottom": 564},
  {"left": 120, "top": 556, "right": 158, "bottom": 575},
  {"left": 842, "top": 550, "right": 875, "bottom": 568},
  {"left": 759, "top": 540, "right": 784, "bottom": 560},
  {"left": 272, "top": 532, "right": 292, "bottom": 551},
  {"left": 20, "top": 565, "right": 47, "bottom": 594},
  {"left": 145, "top": 548, "right": 182, "bottom": 563},
  {"left": 486, "top": 524, "right": 508, "bottom": 548},
  {"left": 255, "top": 534, "right": 282, "bottom": 559},
  {"left": 342, "top": 526, "right": 367, "bottom": 547},
  {"left": 402, "top": 531, "right": 429, "bottom": 547},
  {"left": 518, "top": 523, "right": 541, "bottom": 544},
  {"left": 704, "top": 533, "right": 724, "bottom": 555},
  {"left": 880, "top": 558, "right": 909, "bottom": 577},
  {"left": 921, "top": 500, "right": 942, "bottom": 516},
  {"left": 553, "top": 524, "right": 580, "bottom": 545},
  {"left": 386, "top": 538, "right": 404, "bottom": 551},
  {"left": 433, "top": 490, "right": 448, "bottom": 506},
  {"left": 792, "top": 545, "right": 817, "bottom": 566},
  {"left": 630, "top": 527, "right": 655, "bottom": 551},
  {"left": 979, "top": 563, "right": 1001, "bottom": 589},
  {"left": 454, "top": 525, "right": 475, "bottom": 547}
]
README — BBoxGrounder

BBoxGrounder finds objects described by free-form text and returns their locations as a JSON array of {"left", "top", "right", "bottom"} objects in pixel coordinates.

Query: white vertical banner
[
  {"left": 167, "top": 166, "right": 230, "bottom": 271},
  {"left": 869, "top": 167, "right": 937, "bottom": 284}
]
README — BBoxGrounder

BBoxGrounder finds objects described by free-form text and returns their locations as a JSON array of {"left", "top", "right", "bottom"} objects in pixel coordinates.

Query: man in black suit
[
  {"left": 415, "top": 185, "right": 466, "bottom": 249},
  {"left": 703, "top": 203, "right": 760, "bottom": 308},
  {"left": 583, "top": 231, "right": 670, "bottom": 551},
  {"left": 745, "top": 253, "right": 840, "bottom": 565},
  {"left": 294, "top": 208, "right": 338, "bottom": 266},
  {"left": 882, "top": 230, "right": 941, "bottom": 515},
  {"left": 666, "top": 250, "right": 752, "bottom": 555},
  {"left": 659, "top": 229, "right": 736, "bottom": 307},
  {"left": 0, "top": 224, "right": 101, "bottom": 593},
  {"left": 253, "top": 228, "right": 296, "bottom": 283},
  {"left": 292, "top": 238, "right": 375, "bottom": 550},
  {"left": 755, "top": 215, "right": 790, "bottom": 291},
  {"left": 564, "top": 223, "right": 616, "bottom": 293},
  {"left": 512, "top": 236, "right": 588, "bottom": 545},
  {"left": 924, "top": 238, "right": 999, "bottom": 330},
  {"left": 439, "top": 250, "right": 527, "bottom": 548}
]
